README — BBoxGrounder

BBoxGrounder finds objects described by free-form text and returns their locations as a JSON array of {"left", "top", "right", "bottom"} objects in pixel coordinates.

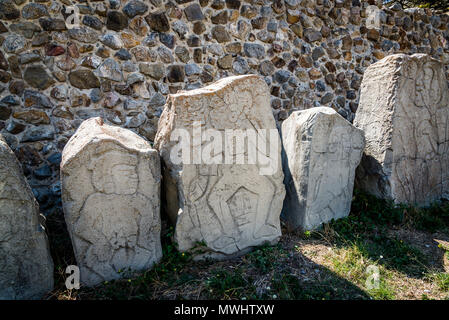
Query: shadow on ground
[{"left": 44, "top": 189, "right": 449, "bottom": 300}]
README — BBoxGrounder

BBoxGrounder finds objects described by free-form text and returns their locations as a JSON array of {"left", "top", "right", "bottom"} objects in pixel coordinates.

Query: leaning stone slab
[
  {"left": 281, "top": 107, "right": 365, "bottom": 231},
  {"left": 61, "top": 117, "right": 162, "bottom": 286},
  {"left": 0, "top": 134, "right": 54, "bottom": 299},
  {"left": 155, "top": 75, "right": 285, "bottom": 259},
  {"left": 354, "top": 54, "right": 449, "bottom": 205}
]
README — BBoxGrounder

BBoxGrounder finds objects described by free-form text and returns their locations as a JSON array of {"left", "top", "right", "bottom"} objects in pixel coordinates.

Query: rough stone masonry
[
  {"left": 0, "top": 0, "right": 447, "bottom": 213},
  {"left": 61, "top": 117, "right": 162, "bottom": 286},
  {"left": 0, "top": 134, "right": 54, "bottom": 299},
  {"left": 281, "top": 107, "right": 364, "bottom": 231},
  {"left": 155, "top": 75, "right": 285, "bottom": 258},
  {"left": 354, "top": 53, "right": 449, "bottom": 206}
]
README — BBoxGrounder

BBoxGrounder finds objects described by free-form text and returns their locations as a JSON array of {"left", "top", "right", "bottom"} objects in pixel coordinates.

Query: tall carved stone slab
[
  {"left": 0, "top": 135, "right": 54, "bottom": 299},
  {"left": 354, "top": 54, "right": 449, "bottom": 205},
  {"left": 61, "top": 118, "right": 162, "bottom": 286},
  {"left": 155, "top": 75, "right": 285, "bottom": 258},
  {"left": 281, "top": 107, "right": 365, "bottom": 231}
]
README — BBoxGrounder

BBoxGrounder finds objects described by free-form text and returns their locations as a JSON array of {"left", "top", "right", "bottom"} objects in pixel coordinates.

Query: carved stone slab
[
  {"left": 0, "top": 135, "right": 54, "bottom": 299},
  {"left": 155, "top": 75, "right": 285, "bottom": 258},
  {"left": 281, "top": 107, "right": 365, "bottom": 231},
  {"left": 61, "top": 117, "right": 162, "bottom": 286},
  {"left": 354, "top": 54, "right": 449, "bottom": 205}
]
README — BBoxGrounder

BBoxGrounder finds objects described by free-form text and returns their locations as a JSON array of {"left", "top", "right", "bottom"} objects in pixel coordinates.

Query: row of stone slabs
[{"left": 1, "top": 53, "right": 448, "bottom": 298}]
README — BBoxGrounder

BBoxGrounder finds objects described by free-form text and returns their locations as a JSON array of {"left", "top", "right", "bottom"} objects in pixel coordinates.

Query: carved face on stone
[
  {"left": 90, "top": 149, "right": 139, "bottom": 195},
  {"left": 111, "top": 163, "right": 139, "bottom": 194}
]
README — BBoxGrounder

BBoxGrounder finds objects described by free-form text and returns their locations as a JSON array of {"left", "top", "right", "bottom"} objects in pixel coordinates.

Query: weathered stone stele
[
  {"left": 0, "top": 134, "right": 54, "bottom": 299},
  {"left": 281, "top": 107, "right": 365, "bottom": 231},
  {"left": 61, "top": 117, "right": 162, "bottom": 286},
  {"left": 155, "top": 75, "right": 285, "bottom": 259},
  {"left": 354, "top": 54, "right": 449, "bottom": 205}
]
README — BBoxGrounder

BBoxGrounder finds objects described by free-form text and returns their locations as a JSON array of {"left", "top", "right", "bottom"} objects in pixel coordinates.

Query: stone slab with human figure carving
[
  {"left": 354, "top": 54, "right": 449, "bottom": 206},
  {"left": 61, "top": 117, "right": 162, "bottom": 286},
  {"left": 155, "top": 75, "right": 285, "bottom": 259},
  {"left": 0, "top": 135, "right": 54, "bottom": 299}
]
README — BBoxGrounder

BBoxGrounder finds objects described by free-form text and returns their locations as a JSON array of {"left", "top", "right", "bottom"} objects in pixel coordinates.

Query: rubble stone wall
[{"left": 0, "top": 0, "right": 447, "bottom": 213}]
